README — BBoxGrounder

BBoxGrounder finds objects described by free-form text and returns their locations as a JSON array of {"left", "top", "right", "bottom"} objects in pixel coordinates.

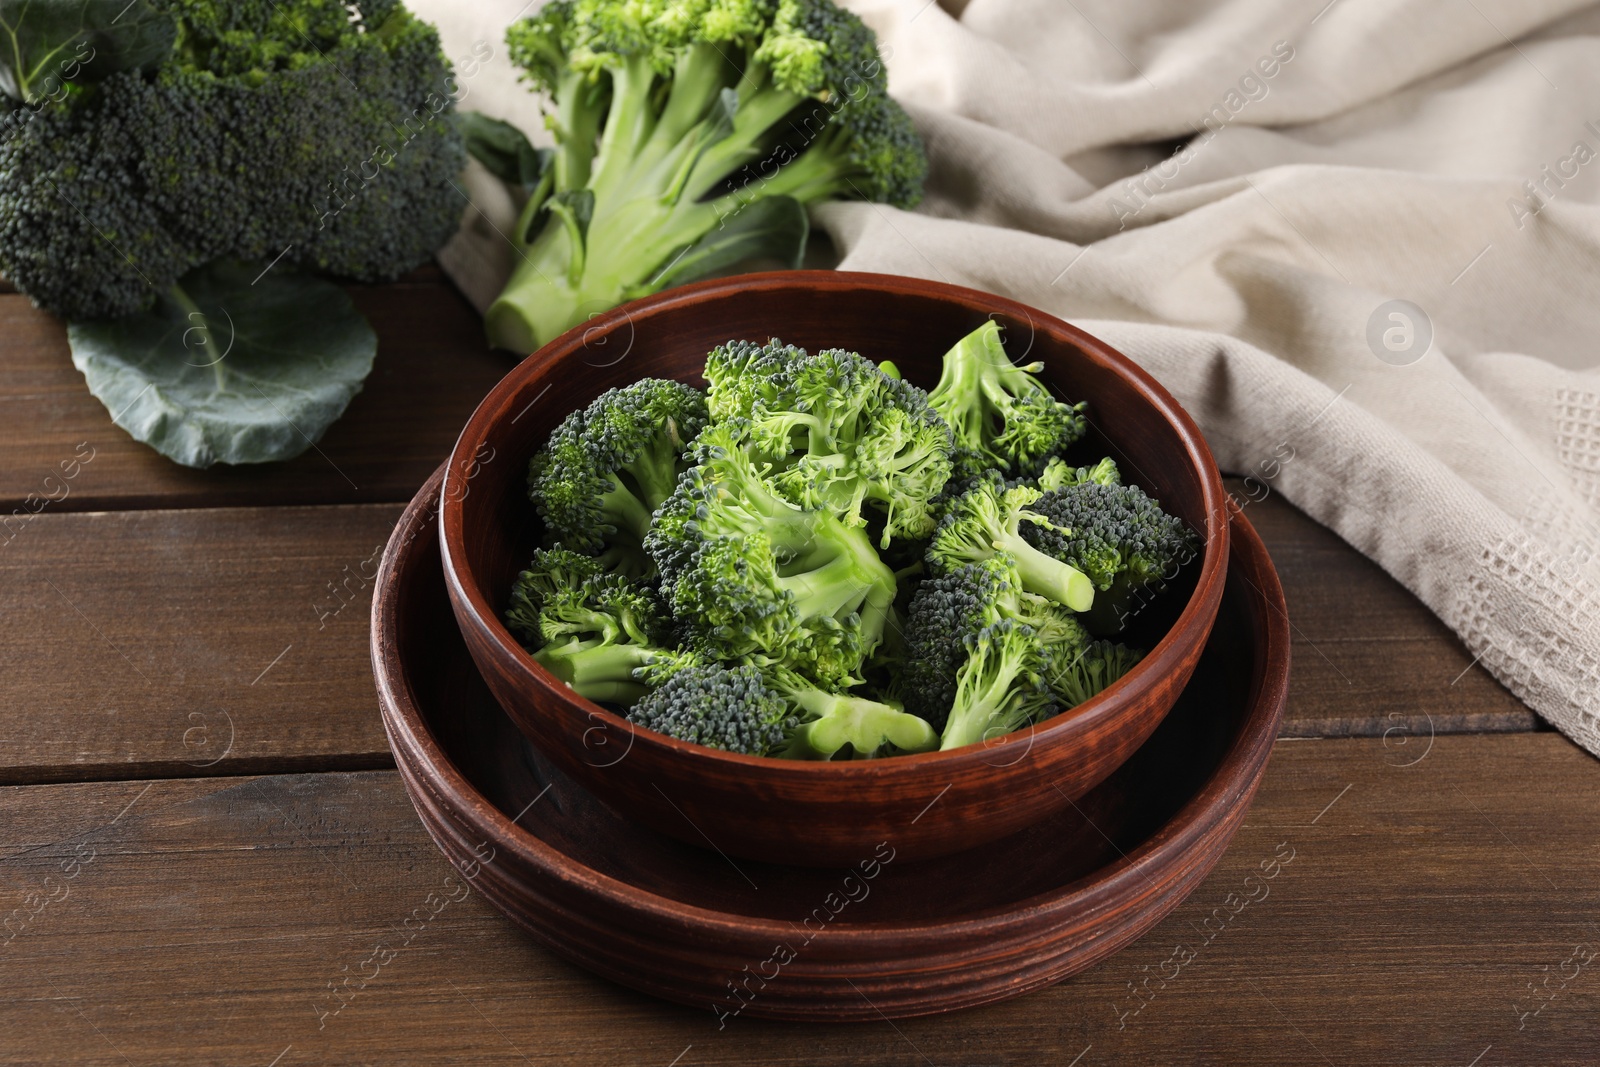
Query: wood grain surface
[
  {"left": 1241, "top": 485, "right": 1537, "bottom": 737},
  {"left": 0, "top": 503, "right": 404, "bottom": 784},
  {"left": 0, "top": 284, "right": 513, "bottom": 513},
  {"left": 0, "top": 734, "right": 1591, "bottom": 1066}
]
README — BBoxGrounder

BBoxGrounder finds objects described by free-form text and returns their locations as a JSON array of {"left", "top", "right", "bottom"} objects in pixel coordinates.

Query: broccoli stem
[
  {"left": 598, "top": 475, "right": 655, "bottom": 547},
  {"left": 993, "top": 530, "right": 1096, "bottom": 612},
  {"left": 551, "top": 67, "right": 604, "bottom": 192},
  {"left": 940, "top": 662, "right": 1028, "bottom": 751},
  {"left": 533, "top": 640, "right": 652, "bottom": 704},
  {"left": 782, "top": 689, "right": 938, "bottom": 759},
  {"left": 768, "top": 506, "right": 897, "bottom": 650}
]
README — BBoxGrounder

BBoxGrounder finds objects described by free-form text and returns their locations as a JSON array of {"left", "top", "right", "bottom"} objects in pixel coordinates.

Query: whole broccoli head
[
  {"left": 927, "top": 473, "right": 1096, "bottom": 613},
  {"left": 0, "top": 0, "right": 464, "bottom": 321},
  {"left": 527, "top": 378, "right": 709, "bottom": 576},
  {"left": 703, "top": 337, "right": 952, "bottom": 546},
  {"left": 644, "top": 419, "right": 897, "bottom": 688},
  {"left": 929, "top": 320, "right": 1088, "bottom": 481},
  {"left": 507, "top": 546, "right": 691, "bottom": 705},
  {"left": 628, "top": 661, "right": 936, "bottom": 758},
  {"left": 486, "top": 0, "right": 928, "bottom": 351}
]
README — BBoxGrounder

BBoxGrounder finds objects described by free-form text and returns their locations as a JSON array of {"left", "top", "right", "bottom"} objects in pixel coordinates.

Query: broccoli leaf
[
  {"left": 67, "top": 260, "right": 377, "bottom": 468},
  {"left": 0, "top": 0, "right": 176, "bottom": 103},
  {"left": 649, "top": 195, "right": 809, "bottom": 291},
  {"left": 458, "top": 111, "right": 551, "bottom": 188}
]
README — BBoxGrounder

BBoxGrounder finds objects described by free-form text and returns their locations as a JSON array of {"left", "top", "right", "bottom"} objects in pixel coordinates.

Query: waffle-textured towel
[{"left": 414, "top": 0, "right": 1600, "bottom": 756}]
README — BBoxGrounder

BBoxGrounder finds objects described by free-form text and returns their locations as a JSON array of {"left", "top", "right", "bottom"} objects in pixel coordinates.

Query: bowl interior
[
  {"left": 444, "top": 271, "right": 1226, "bottom": 755},
  {"left": 403, "top": 478, "right": 1272, "bottom": 920}
]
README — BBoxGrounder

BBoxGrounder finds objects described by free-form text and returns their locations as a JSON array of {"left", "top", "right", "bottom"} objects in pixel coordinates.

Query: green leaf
[
  {"left": 457, "top": 111, "right": 551, "bottom": 188},
  {"left": 650, "top": 195, "right": 809, "bottom": 291},
  {"left": 0, "top": 0, "right": 176, "bottom": 103},
  {"left": 67, "top": 260, "right": 377, "bottom": 469}
]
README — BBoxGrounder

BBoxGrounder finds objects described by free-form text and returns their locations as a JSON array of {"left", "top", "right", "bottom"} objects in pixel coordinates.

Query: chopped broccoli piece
[
  {"left": 628, "top": 662, "right": 936, "bottom": 758},
  {"left": 703, "top": 337, "right": 952, "bottom": 545},
  {"left": 1020, "top": 480, "right": 1199, "bottom": 633},
  {"left": 928, "top": 320, "right": 1088, "bottom": 480},
  {"left": 527, "top": 378, "right": 709, "bottom": 576},
  {"left": 904, "top": 554, "right": 1093, "bottom": 730},
  {"left": 940, "top": 618, "right": 1058, "bottom": 751},
  {"left": 485, "top": 0, "right": 928, "bottom": 351},
  {"left": 927, "top": 474, "right": 1096, "bottom": 612},
  {"left": 507, "top": 547, "right": 691, "bottom": 704},
  {"left": 645, "top": 420, "right": 898, "bottom": 688},
  {"left": 0, "top": 0, "right": 465, "bottom": 321}
]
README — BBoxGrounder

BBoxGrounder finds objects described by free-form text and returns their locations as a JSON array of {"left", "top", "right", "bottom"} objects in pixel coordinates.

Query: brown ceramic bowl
[
  {"left": 439, "top": 271, "right": 1230, "bottom": 866},
  {"left": 378, "top": 466, "right": 1287, "bottom": 1019}
]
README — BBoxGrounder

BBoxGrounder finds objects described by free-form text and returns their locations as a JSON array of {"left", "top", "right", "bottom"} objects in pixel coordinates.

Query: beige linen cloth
[{"left": 413, "top": 0, "right": 1600, "bottom": 756}]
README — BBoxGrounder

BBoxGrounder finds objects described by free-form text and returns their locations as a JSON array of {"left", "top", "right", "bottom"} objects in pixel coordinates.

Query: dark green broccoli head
[
  {"left": 0, "top": 0, "right": 463, "bottom": 321},
  {"left": 1021, "top": 481, "right": 1198, "bottom": 592},
  {"left": 627, "top": 660, "right": 936, "bottom": 759},
  {"left": 527, "top": 378, "right": 709, "bottom": 573},
  {"left": 703, "top": 337, "right": 952, "bottom": 545},
  {"left": 628, "top": 662, "right": 796, "bottom": 755},
  {"left": 902, "top": 556, "right": 1014, "bottom": 730},
  {"left": 929, "top": 320, "right": 1088, "bottom": 480}
]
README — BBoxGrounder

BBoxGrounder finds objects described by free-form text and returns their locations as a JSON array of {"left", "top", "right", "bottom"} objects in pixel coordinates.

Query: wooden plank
[
  {"left": 0, "top": 283, "right": 514, "bottom": 513},
  {"left": 0, "top": 503, "right": 404, "bottom": 784},
  {"left": 0, "top": 733, "right": 1592, "bottom": 1065},
  {"left": 1227, "top": 479, "right": 1539, "bottom": 737}
]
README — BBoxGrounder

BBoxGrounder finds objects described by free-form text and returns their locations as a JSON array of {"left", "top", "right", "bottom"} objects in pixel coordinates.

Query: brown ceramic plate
[
  {"left": 438, "top": 271, "right": 1231, "bottom": 866},
  {"left": 376, "top": 466, "right": 1287, "bottom": 1021}
]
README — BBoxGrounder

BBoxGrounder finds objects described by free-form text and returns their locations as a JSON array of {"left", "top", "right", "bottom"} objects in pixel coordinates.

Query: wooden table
[{"left": 2, "top": 275, "right": 1592, "bottom": 1067}]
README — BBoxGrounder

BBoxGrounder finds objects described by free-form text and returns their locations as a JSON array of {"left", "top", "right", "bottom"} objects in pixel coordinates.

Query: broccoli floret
[
  {"left": 903, "top": 554, "right": 1093, "bottom": 729},
  {"left": 628, "top": 662, "right": 936, "bottom": 758},
  {"left": 703, "top": 338, "right": 952, "bottom": 545},
  {"left": 927, "top": 474, "right": 1096, "bottom": 612},
  {"left": 645, "top": 420, "right": 897, "bottom": 688},
  {"left": 940, "top": 618, "right": 1058, "bottom": 751},
  {"left": 1048, "top": 641, "right": 1144, "bottom": 706},
  {"left": 507, "top": 547, "right": 691, "bottom": 704},
  {"left": 485, "top": 0, "right": 928, "bottom": 351},
  {"left": 1020, "top": 480, "right": 1199, "bottom": 633},
  {"left": 628, "top": 662, "right": 796, "bottom": 754},
  {"left": 0, "top": 0, "right": 464, "bottom": 321},
  {"left": 1038, "top": 455, "right": 1120, "bottom": 492},
  {"left": 928, "top": 321, "right": 1088, "bottom": 480},
  {"left": 527, "top": 378, "right": 709, "bottom": 575}
]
